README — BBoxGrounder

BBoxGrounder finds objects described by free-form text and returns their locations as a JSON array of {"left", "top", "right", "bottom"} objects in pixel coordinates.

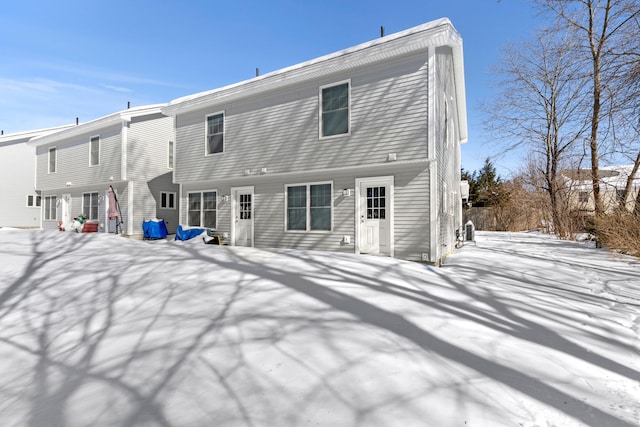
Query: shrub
[{"left": 595, "top": 207, "right": 640, "bottom": 257}]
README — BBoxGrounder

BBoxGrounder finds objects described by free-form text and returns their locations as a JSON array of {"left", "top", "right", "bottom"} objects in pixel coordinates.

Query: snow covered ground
[{"left": 0, "top": 229, "right": 638, "bottom": 427}]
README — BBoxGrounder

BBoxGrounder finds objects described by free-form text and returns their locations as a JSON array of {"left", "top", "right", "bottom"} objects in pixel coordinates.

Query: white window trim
[
  {"left": 48, "top": 147, "right": 57, "bottom": 174},
  {"left": 284, "top": 181, "right": 333, "bottom": 233},
  {"left": 160, "top": 191, "right": 177, "bottom": 209},
  {"left": 319, "top": 79, "right": 351, "bottom": 140},
  {"left": 26, "top": 194, "right": 41, "bottom": 208},
  {"left": 89, "top": 135, "right": 100, "bottom": 167},
  {"left": 43, "top": 195, "right": 57, "bottom": 221},
  {"left": 204, "top": 111, "right": 225, "bottom": 156},
  {"left": 82, "top": 191, "right": 100, "bottom": 221},
  {"left": 187, "top": 189, "right": 218, "bottom": 229}
]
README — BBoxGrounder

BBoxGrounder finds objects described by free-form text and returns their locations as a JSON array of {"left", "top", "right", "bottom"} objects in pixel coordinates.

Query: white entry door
[
  {"left": 356, "top": 177, "right": 393, "bottom": 256},
  {"left": 232, "top": 186, "right": 254, "bottom": 247},
  {"left": 61, "top": 193, "right": 72, "bottom": 228}
]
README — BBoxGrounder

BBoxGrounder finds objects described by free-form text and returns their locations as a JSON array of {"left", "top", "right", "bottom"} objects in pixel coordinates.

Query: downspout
[
  {"left": 120, "top": 119, "right": 131, "bottom": 235},
  {"left": 33, "top": 145, "right": 43, "bottom": 230},
  {"left": 121, "top": 120, "right": 128, "bottom": 181},
  {"left": 427, "top": 45, "right": 439, "bottom": 264}
]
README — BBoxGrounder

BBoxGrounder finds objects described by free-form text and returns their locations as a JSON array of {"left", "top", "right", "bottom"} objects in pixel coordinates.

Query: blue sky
[{"left": 1, "top": 0, "right": 536, "bottom": 176}]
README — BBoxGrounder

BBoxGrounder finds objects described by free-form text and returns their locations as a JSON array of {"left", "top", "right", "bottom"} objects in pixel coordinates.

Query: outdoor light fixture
[
  {"left": 387, "top": 153, "right": 397, "bottom": 162},
  {"left": 244, "top": 169, "right": 251, "bottom": 176},
  {"left": 342, "top": 189, "right": 352, "bottom": 196},
  {"left": 260, "top": 167, "right": 268, "bottom": 175},
  {"left": 222, "top": 195, "right": 230, "bottom": 202},
  {"left": 65, "top": 181, "right": 72, "bottom": 187}
]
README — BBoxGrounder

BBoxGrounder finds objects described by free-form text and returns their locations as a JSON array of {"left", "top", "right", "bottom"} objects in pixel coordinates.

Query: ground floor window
[
  {"left": 188, "top": 191, "right": 217, "bottom": 228},
  {"left": 161, "top": 191, "right": 176, "bottom": 209},
  {"left": 27, "top": 195, "right": 41, "bottom": 208},
  {"left": 286, "top": 182, "right": 332, "bottom": 231},
  {"left": 44, "top": 196, "right": 57, "bottom": 220},
  {"left": 83, "top": 192, "right": 99, "bottom": 220}
]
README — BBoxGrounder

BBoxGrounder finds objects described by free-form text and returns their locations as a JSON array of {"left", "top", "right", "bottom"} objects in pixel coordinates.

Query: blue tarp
[
  {"left": 174, "top": 225, "right": 205, "bottom": 241},
  {"left": 143, "top": 219, "right": 168, "bottom": 240}
]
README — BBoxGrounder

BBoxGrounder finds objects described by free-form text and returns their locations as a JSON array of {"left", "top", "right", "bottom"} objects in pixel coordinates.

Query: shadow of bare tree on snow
[{"left": 0, "top": 230, "right": 637, "bottom": 426}]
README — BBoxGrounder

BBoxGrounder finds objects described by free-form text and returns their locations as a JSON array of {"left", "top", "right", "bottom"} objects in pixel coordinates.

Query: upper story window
[
  {"left": 161, "top": 191, "right": 176, "bottom": 209},
  {"left": 168, "top": 141, "right": 174, "bottom": 169},
  {"left": 83, "top": 192, "right": 99, "bottom": 220},
  {"left": 27, "top": 195, "right": 41, "bottom": 208},
  {"left": 90, "top": 136, "right": 100, "bottom": 166},
  {"left": 320, "top": 81, "right": 350, "bottom": 138},
  {"left": 206, "top": 113, "right": 224, "bottom": 155},
  {"left": 286, "top": 182, "right": 332, "bottom": 232},
  {"left": 48, "top": 147, "right": 57, "bottom": 173},
  {"left": 188, "top": 190, "right": 217, "bottom": 229}
]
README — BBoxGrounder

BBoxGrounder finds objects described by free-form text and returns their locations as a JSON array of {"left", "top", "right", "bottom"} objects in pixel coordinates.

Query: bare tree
[
  {"left": 537, "top": 0, "right": 640, "bottom": 217},
  {"left": 485, "top": 30, "right": 588, "bottom": 237}
]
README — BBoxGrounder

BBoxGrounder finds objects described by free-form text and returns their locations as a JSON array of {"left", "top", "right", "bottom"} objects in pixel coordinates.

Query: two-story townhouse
[
  {"left": 28, "top": 104, "right": 179, "bottom": 236},
  {"left": 565, "top": 165, "right": 640, "bottom": 214},
  {"left": 163, "top": 18, "right": 468, "bottom": 263},
  {"left": 0, "top": 125, "right": 73, "bottom": 228}
]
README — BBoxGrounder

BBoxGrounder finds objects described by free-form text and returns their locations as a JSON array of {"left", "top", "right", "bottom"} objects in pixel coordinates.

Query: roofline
[
  {"left": 0, "top": 124, "right": 76, "bottom": 145},
  {"left": 27, "top": 103, "right": 167, "bottom": 147},
  {"left": 161, "top": 17, "right": 468, "bottom": 141}
]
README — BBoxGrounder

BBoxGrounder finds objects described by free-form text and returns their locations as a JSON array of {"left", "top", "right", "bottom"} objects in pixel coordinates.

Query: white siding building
[
  {"left": 0, "top": 126, "right": 73, "bottom": 229},
  {"left": 28, "top": 105, "right": 179, "bottom": 236},
  {"left": 163, "top": 18, "right": 468, "bottom": 263}
]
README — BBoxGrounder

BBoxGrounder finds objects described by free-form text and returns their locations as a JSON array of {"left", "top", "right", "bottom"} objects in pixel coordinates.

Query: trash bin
[{"left": 465, "top": 220, "right": 475, "bottom": 241}]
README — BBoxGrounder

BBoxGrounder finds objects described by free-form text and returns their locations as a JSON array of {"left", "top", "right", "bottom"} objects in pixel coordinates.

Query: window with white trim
[
  {"left": 320, "top": 81, "right": 350, "bottom": 138},
  {"left": 27, "top": 195, "right": 41, "bottom": 208},
  {"left": 83, "top": 192, "right": 99, "bottom": 220},
  {"left": 286, "top": 183, "right": 332, "bottom": 231},
  {"left": 48, "top": 147, "right": 57, "bottom": 173},
  {"left": 168, "top": 140, "right": 174, "bottom": 169},
  {"left": 44, "top": 196, "right": 56, "bottom": 220},
  {"left": 90, "top": 136, "right": 100, "bottom": 166},
  {"left": 161, "top": 191, "right": 176, "bottom": 209},
  {"left": 206, "top": 113, "right": 224, "bottom": 154},
  {"left": 188, "top": 191, "right": 217, "bottom": 228}
]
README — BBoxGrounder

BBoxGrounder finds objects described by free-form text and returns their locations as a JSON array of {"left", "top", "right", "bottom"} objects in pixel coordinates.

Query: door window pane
[{"left": 366, "top": 186, "right": 386, "bottom": 220}]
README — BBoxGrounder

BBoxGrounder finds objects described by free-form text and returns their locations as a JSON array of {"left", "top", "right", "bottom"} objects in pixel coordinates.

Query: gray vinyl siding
[
  {"left": 393, "top": 166, "right": 431, "bottom": 261},
  {"left": 180, "top": 164, "right": 430, "bottom": 259},
  {"left": 35, "top": 124, "right": 122, "bottom": 191},
  {"left": 0, "top": 141, "right": 41, "bottom": 228},
  {"left": 39, "top": 182, "right": 127, "bottom": 232},
  {"left": 126, "top": 114, "right": 178, "bottom": 235},
  {"left": 175, "top": 54, "right": 429, "bottom": 183}
]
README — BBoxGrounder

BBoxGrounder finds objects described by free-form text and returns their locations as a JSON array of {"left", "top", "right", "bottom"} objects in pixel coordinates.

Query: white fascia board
[
  {"left": 27, "top": 104, "right": 166, "bottom": 148},
  {"left": 2, "top": 124, "right": 75, "bottom": 146},
  {"left": 162, "top": 18, "right": 459, "bottom": 117},
  {"left": 450, "top": 32, "right": 468, "bottom": 145}
]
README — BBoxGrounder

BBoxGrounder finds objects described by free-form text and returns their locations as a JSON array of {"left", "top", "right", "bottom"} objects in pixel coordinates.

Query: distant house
[
  {"left": 564, "top": 165, "right": 640, "bottom": 213},
  {"left": 162, "top": 18, "right": 468, "bottom": 263},
  {"left": 0, "top": 125, "right": 73, "bottom": 229},
  {"left": 28, "top": 105, "right": 179, "bottom": 236}
]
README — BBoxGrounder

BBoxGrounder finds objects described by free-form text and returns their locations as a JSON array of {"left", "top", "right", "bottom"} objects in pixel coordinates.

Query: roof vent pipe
[
  {"left": 256, "top": 67, "right": 259, "bottom": 77},
  {"left": 76, "top": 117, "right": 79, "bottom": 125},
  {"left": 1, "top": 130, "right": 3, "bottom": 135},
  {"left": 381, "top": 25, "right": 385, "bottom": 37},
  {"left": 127, "top": 101, "right": 130, "bottom": 109}
]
